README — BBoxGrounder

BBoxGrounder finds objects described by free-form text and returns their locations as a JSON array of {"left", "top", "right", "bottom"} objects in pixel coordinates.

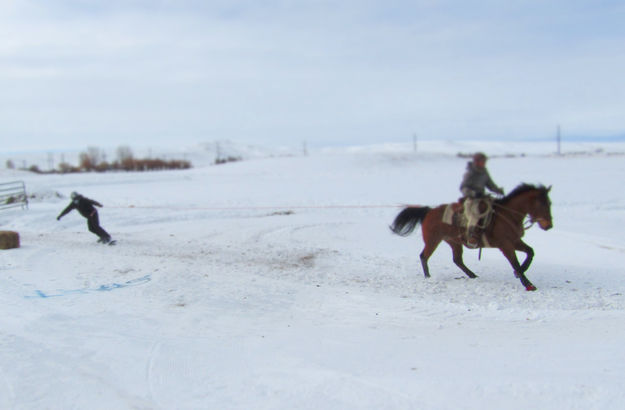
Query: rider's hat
[{"left": 473, "top": 152, "right": 487, "bottom": 162}]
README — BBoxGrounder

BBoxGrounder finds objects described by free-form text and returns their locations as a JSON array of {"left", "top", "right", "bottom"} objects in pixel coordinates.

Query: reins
[{"left": 492, "top": 202, "right": 535, "bottom": 235}]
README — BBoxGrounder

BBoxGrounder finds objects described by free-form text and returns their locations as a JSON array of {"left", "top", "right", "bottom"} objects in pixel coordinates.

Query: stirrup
[{"left": 466, "top": 237, "right": 479, "bottom": 248}]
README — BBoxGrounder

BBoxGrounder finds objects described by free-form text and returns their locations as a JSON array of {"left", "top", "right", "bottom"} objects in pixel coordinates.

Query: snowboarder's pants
[{"left": 87, "top": 212, "right": 111, "bottom": 241}]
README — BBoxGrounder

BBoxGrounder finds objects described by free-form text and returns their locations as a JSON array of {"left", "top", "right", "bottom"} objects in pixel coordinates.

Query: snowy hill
[
  {"left": 2, "top": 139, "right": 625, "bottom": 174},
  {"left": 1, "top": 141, "right": 624, "bottom": 409}
]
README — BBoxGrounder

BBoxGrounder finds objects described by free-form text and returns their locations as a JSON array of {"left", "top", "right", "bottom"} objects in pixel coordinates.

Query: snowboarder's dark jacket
[{"left": 57, "top": 195, "right": 102, "bottom": 220}]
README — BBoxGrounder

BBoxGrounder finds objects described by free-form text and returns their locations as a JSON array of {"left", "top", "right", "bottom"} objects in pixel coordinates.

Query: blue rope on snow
[{"left": 25, "top": 274, "right": 151, "bottom": 299}]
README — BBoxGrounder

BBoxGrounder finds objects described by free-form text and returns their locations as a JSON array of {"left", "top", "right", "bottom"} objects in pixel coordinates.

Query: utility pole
[
  {"left": 413, "top": 133, "right": 418, "bottom": 153},
  {"left": 47, "top": 152, "right": 54, "bottom": 171},
  {"left": 556, "top": 124, "right": 561, "bottom": 155}
]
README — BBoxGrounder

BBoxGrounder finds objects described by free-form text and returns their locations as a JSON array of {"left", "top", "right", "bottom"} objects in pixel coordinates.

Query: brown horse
[{"left": 390, "top": 184, "right": 553, "bottom": 291}]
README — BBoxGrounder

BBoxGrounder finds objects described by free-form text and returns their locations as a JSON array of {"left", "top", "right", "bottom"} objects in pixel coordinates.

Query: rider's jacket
[{"left": 459, "top": 161, "right": 503, "bottom": 198}]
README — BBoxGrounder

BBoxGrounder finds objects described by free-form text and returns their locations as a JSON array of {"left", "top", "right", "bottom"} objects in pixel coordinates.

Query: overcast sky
[{"left": 1, "top": 0, "right": 624, "bottom": 151}]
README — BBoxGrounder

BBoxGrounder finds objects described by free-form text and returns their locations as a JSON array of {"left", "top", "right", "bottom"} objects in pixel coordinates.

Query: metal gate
[{"left": 0, "top": 181, "right": 28, "bottom": 211}]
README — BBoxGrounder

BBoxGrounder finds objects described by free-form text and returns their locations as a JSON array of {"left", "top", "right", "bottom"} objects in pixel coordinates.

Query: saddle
[{"left": 442, "top": 197, "right": 495, "bottom": 246}]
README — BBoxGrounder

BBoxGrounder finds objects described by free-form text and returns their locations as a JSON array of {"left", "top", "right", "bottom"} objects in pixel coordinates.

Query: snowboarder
[
  {"left": 459, "top": 152, "right": 504, "bottom": 247},
  {"left": 57, "top": 192, "right": 113, "bottom": 244}
]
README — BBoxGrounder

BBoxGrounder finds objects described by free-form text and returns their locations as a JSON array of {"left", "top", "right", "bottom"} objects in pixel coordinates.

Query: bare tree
[
  {"left": 116, "top": 145, "right": 134, "bottom": 162},
  {"left": 87, "top": 146, "right": 103, "bottom": 164},
  {"left": 114, "top": 145, "right": 134, "bottom": 170},
  {"left": 79, "top": 146, "right": 103, "bottom": 171}
]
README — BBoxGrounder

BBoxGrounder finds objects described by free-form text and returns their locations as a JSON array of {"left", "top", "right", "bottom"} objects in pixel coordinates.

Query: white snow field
[{"left": 1, "top": 141, "right": 625, "bottom": 409}]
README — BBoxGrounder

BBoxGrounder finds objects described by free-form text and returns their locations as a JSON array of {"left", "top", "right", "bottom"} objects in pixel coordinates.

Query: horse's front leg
[
  {"left": 500, "top": 244, "right": 537, "bottom": 291},
  {"left": 515, "top": 240, "right": 534, "bottom": 273}
]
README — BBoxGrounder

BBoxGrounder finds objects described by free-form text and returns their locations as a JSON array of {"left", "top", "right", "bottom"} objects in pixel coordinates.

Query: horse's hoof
[{"left": 525, "top": 285, "right": 537, "bottom": 291}]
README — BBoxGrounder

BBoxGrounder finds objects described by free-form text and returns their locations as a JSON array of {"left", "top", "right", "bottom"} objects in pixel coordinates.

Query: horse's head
[
  {"left": 499, "top": 183, "right": 554, "bottom": 230},
  {"left": 528, "top": 185, "right": 553, "bottom": 230}
]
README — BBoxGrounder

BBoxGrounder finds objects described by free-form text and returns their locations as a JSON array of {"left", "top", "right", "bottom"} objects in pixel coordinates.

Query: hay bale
[{"left": 0, "top": 231, "right": 20, "bottom": 250}]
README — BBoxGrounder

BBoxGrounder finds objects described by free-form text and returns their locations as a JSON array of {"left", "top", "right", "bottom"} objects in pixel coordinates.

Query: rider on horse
[{"left": 459, "top": 152, "right": 504, "bottom": 247}]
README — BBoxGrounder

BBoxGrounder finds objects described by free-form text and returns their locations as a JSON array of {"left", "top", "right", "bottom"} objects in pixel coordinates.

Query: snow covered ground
[{"left": 1, "top": 141, "right": 625, "bottom": 409}]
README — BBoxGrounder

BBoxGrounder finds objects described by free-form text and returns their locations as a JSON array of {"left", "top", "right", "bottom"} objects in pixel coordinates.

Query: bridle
[{"left": 492, "top": 202, "right": 545, "bottom": 233}]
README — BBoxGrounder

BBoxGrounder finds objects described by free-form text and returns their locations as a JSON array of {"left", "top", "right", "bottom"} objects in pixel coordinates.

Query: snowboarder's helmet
[{"left": 71, "top": 191, "right": 79, "bottom": 199}]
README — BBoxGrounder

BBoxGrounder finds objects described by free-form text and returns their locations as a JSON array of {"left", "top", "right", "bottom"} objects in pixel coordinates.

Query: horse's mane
[{"left": 496, "top": 183, "right": 548, "bottom": 205}]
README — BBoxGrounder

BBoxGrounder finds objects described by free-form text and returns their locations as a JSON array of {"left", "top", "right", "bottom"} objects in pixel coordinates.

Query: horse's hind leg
[
  {"left": 448, "top": 241, "right": 478, "bottom": 279},
  {"left": 419, "top": 251, "right": 431, "bottom": 278},
  {"left": 419, "top": 238, "right": 442, "bottom": 278},
  {"left": 418, "top": 210, "right": 446, "bottom": 278}
]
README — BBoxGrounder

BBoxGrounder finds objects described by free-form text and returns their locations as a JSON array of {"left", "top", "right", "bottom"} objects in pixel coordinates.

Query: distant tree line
[
  {"left": 7, "top": 146, "right": 192, "bottom": 174},
  {"left": 74, "top": 146, "right": 192, "bottom": 172},
  {"left": 215, "top": 156, "right": 242, "bottom": 165}
]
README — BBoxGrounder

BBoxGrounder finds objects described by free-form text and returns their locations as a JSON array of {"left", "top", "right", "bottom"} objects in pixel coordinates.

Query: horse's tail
[{"left": 390, "top": 206, "right": 431, "bottom": 236}]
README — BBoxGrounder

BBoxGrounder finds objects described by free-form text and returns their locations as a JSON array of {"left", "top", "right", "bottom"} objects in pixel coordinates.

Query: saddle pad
[{"left": 442, "top": 204, "right": 454, "bottom": 225}]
